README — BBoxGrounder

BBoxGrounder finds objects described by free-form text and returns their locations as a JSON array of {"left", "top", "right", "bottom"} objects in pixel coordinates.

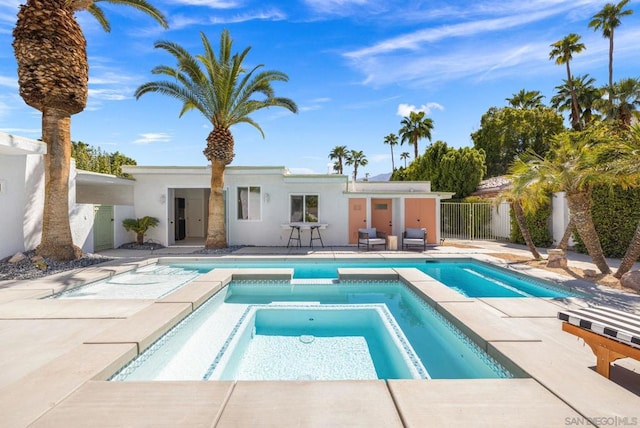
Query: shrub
[
  {"left": 122, "top": 216, "right": 160, "bottom": 245},
  {"left": 510, "top": 202, "right": 553, "bottom": 248},
  {"left": 573, "top": 186, "right": 640, "bottom": 257}
]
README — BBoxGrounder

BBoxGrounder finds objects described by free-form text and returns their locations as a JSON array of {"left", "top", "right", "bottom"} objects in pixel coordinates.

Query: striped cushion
[{"left": 558, "top": 306, "right": 640, "bottom": 349}]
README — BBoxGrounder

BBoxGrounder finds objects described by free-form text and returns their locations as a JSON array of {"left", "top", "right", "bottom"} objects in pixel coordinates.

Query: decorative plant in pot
[{"left": 122, "top": 216, "right": 160, "bottom": 245}]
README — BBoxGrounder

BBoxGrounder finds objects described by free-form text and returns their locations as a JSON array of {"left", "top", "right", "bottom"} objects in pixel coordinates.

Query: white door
[{"left": 187, "top": 198, "right": 204, "bottom": 237}]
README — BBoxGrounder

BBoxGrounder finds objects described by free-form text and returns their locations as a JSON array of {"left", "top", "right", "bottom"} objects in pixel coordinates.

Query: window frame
[
  {"left": 236, "top": 186, "right": 262, "bottom": 221},
  {"left": 289, "top": 193, "right": 319, "bottom": 223}
]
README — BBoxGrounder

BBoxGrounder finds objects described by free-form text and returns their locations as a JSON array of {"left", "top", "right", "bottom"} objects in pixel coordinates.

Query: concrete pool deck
[{"left": 0, "top": 242, "right": 639, "bottom": 427}]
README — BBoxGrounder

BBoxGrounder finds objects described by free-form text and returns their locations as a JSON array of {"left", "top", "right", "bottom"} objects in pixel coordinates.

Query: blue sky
[{"left": 1, "top": 0, "right": 639, "bottom": 178}]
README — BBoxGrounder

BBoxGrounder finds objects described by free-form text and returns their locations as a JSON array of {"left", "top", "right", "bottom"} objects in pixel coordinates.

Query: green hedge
[
  {"left": 573, "top": 186, "right": 640, "bottom": 257},
  {"left": 509, "top": 202, "right": 553, "bottom": 248}
]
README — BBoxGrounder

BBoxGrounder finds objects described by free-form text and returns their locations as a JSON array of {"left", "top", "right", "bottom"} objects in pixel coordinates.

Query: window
[
  {"left": 290, "top": 194, "right": 318, "bottom": 223},
  {"left": 237, "top": 186, "right": 261, "bottom": 220}
]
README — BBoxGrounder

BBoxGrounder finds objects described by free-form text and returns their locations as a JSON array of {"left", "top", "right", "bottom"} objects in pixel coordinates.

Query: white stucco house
[
  {"left": 122, "top": 165, "right": 455, "bottom": 248},
  {"left": 1, "top": 132, "right": 461, "bottom": 258}
]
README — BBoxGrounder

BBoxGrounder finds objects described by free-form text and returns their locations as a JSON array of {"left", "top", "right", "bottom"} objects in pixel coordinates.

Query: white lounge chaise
[{"left": 558, "top": 306, "right": 640, "bottom": 378}]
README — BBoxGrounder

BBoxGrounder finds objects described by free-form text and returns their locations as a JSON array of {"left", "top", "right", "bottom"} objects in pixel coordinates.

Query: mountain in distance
[{"left": 367, "top": 172, "right": 391, "bottom": 181}]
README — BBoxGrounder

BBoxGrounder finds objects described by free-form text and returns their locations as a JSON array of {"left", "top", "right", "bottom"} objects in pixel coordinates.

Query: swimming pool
[
  {"left": 111, "top": 280, "right": 514, "bottom": 381},
  {"left": 168, "top": 258, "right": 580, "bottom": 298}
]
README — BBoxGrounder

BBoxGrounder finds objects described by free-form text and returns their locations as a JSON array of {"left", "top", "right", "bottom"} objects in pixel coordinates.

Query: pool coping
[{"left": 1, "top": 252, "right": 639, "bottom": 426}]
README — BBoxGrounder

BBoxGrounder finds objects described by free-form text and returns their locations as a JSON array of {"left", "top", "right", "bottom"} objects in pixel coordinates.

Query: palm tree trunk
[
  {"left": 390, "top": 147, "right": 395, "bottom": 171},
  {"left": 556, "top": 217, "right": 574, "bottom": 250},
  {"left": 413, "top": 138, "right": 418, "bottom": 159},
  {"left": 566, "top": 191, "right": 611, "bottom": 274},
  {"left": 205, "top": 160, "right": 228, "bottom": 249},
  {"left": 566, "top": 63, "right": 581, "bottom": 130},
  {"left": 608, "top": 31, "right": 614, "bottom": 91},
  {"left": 614, "top": 219, "right": 640, "bottom": 278},
  {"left": 37, "top": 108, "right": 82, "bottom": 260},
  {"left": 512, "top": 201, "right": 542, "bottom": 259}
]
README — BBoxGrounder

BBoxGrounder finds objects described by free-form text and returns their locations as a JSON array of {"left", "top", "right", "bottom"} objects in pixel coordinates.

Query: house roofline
[{"left": 0, "top": 132, "right": 47, "bottom": 155}]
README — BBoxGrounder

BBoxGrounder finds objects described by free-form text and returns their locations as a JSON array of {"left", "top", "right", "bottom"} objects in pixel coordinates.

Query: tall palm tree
[
  {"left": 12, "top": 0, "right": 167, "bottom": 261},
  {"left": 329, "top": 145, "right": 348, "bottom": 174},
  {"left": 399, "top": 111, "right": 434, "bottom": 158},
  {"left": 589, "top": 0, "right": 633, "bottom": 91},
  {"left": 135, "top": 30, "right": 297, "bottom": 249},
  {"left": 549, "top": 34, "right": 586, "bottom": 130},
  {"left": 345, "top": 149, "right": 368, "bottom": 182},
  {"left": 510, "top": 123, "right": 639, "bottom": 275},
  {"left": 383, "top": 133, "right": 398, "bottom": 170},
  {"left": 400, "top": 152, "right": 410, "bottom": 168},
  {"left": 506, "top": 89, "right": 545, "bottom": 109},
  {"left": 551, "top": 75, "right": 602, "bottom": 128}
]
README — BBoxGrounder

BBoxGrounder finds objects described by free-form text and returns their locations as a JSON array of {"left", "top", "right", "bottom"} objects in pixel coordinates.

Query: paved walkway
[{"left": 0, "top": 242, "right": 638, "bottom": 427}]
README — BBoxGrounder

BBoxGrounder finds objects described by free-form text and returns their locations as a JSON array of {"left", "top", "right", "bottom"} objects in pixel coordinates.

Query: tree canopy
[
  {"left": 71, "top": 141, "right": 136, "bottom": 178},
  {"left": 471, "top": 106, "right": 565, "bottom": 177},
  {"left": 392, "top": 140, "right": 485, "bottom": 199}
]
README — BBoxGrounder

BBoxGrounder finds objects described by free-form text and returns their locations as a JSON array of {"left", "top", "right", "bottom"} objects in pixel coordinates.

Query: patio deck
[{"left": 0, "top": 242, "right": 639, "bottom": 427}]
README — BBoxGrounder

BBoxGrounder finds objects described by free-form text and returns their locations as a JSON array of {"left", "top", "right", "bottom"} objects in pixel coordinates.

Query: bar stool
[
  {"left": 287, "top": 225, "right": 302, "bottom": 248},
  {"left": 309, "top": 225, "right": 324, "bottom": 248}
]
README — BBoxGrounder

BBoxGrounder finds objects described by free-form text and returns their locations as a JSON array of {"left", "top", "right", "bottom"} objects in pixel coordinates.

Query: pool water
[
  {"left": 111, "top": 280, "right": 514, "bottom": 381},
  {"left": 170, "top": 258, "right": 579, "bottom": 298},
  {"left": 210, "top": 306, "right": 428, "bottom": 380}
]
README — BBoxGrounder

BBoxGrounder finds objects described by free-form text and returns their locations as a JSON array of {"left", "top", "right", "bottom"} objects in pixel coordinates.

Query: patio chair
[
  {"left": 358, "top": 228, "right": 386, "bottom": 250},
  {"left": 402, "top": 227, "right": 427, "bottom": 251},
  {"left": 558, "top": 306, "right": 640, "bottom": 379}
]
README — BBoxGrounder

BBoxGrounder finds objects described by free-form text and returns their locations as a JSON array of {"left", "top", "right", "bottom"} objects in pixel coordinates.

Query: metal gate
[{"left": 440, "top": 202, "right": 511, "bottom": 241}]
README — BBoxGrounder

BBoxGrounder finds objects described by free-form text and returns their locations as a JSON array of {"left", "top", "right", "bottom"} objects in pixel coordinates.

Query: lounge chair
[
  {"left": 402, "top": 227, "right": 427, "bottom": 251},
  {"left": 558, "top": 306, "right": 640, "bottom": 378},
  {"left": 358, "top": 228, "right": 386, "bottom": 250}
]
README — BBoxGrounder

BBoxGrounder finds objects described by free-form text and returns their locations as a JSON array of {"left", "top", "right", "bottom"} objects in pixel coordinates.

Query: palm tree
[
  {"left": 400, "top": 152, "right": 410, "bottom": 168},
  {"left": 604, "top": 78, "right": 640, "bottom": 126},
  {"left": 122, "top": 216, "right": 159, "bottom": 245},
  {"left": 508, "top": 124, "right": 637, "bottom": 275},
  {"left": 345, "top": 149, "right": 368, "bottom": 182},
  {"left": 506, "top": 89, "right": 545, "bottom": 109},
  {"left": 551, "top": 75, "right": 602, "bottom": 128},
  {"left": 496, "top": 186, "right": 543, "bottom": 260},
  {"left": 549, "top": 34, "right": 586, "bottom": 130},
  {"left": 616, "top": 125, "right": 640, "bottom": 277},
  {"left": 383, "top": 133, "right": 399, "bottom": 171},
  {"left": 589, "top": 0, "right": 633, "bottom": 91},
  {"left": 329, "top": 145, "right": 348, "bottom": 174},
  {"left": 12, "top": 0, "right": 167, "bottom": 261},
  {"left": 135, "top": 30, "right": 297, "bottom": 249},
  {"left": 399, "top": 111, "right": 434, "bottom": 158}
]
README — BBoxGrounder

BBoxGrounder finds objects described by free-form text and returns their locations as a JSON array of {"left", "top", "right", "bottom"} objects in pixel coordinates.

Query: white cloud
[
  {"left": 166, "top": 0, "right": 239, "bottom": 8},
  {"left": 300, "top": 97, "right": 331, "bottom": 112},
  {"left": 304, "top": 0, "right": 374, "bottom": 15},
  {"left": 0, "top": 127, "right": 40, "bottom": 135},
  {"left": 209, "top": 9, "right": 286, "bottom": 24},
  {"left": 0, "top": 75, "right": 17, "bottom": 89},
  {"left": 133, "top": 133, "right": 172, "bottom": 145},
  {"left": 88, "top": 89, "right": 130, "bottom": 101},
  {"left": 397, "top": 103, "right": 443, "bottom": 117}
]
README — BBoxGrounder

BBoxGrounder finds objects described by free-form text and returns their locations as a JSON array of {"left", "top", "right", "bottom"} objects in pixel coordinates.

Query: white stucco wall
[
  {"left": 114, "top": 205, "right": 136, "bottom": 247},
  {"left": 0, "top": 155, "right": 29, "bottom": 258},
  {"left": 228, "top": 172, "right": 349, "bottom": 246},
  {"left": 124, "top": 167, "right": 211, "bottom": 246},
  {"left": 552, "top": 192, "right": 574, "bottom": 247}
]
